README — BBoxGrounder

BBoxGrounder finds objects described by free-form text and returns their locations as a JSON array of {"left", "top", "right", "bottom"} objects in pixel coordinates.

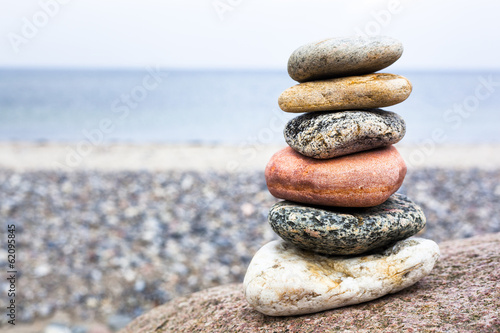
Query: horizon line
[{"left": 0, "top": 66, "right": 499, "bottom": 74}]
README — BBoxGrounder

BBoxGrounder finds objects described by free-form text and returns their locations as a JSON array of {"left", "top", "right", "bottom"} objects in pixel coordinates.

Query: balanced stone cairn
[{"left": 243, "top": 36, "right": 440, "bottom": 316}]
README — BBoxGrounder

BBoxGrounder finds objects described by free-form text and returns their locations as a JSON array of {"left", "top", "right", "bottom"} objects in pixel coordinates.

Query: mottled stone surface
[
  {"left": 120, "top": 233, "right": 500, "bottom": 332},
  {"left": 284, "top": 109, "right": 406, "bottom": 159},
  {"left": 243, "top": 238, "right": 438, "bottom": 316},
  {"left": 265, "top": 145, "right": 406, "bottom": 207},
  {"left": 269, "top": 193, "right": 425, "bottom": 255},
  {"left": 288, "top": 36, "right": 403, "bottom": 82},
  {"left": 278, "top": 74, "right": 412, "bottom": 113}
]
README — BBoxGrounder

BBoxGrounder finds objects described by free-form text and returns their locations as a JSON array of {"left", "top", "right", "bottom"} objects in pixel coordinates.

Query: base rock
[{"left": 120, "top": 233, "right": 500, "bottom": 333}]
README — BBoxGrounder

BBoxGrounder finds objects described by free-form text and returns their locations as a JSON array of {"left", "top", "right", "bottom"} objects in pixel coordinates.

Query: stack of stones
[{"left": 243, "top": 36, "right": 440, "bottom": 316}]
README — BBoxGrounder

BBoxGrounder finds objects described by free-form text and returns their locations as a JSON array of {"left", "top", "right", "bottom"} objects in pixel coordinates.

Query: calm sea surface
[{"left": 0, "top": 69, "right": 499, "bottom": 145}]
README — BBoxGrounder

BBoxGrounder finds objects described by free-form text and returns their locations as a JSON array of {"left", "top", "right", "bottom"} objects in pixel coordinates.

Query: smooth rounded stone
[
  {"left": 268, "top": 193, "right": 425, "bottom": 256},
  {"left": 265, "top": 145, "right": 406, "bottom": 207},
  {"left": 278, "top": 73, "right": 412, "bottom": 113},
  {"left": 288, "top": 36, "right": 403, "bottom": 82},
  {"left": 243, "top": 238, "right": 439, "bottom": 316},
  {"left": 284, "top": 109, "right": 406, "bottom": 159}
]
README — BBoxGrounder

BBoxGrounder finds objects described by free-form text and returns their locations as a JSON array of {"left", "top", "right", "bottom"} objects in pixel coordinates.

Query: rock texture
[
  {"left": 265, "top": 145, "right": 406, "bottom": 207},
  {"left": 284, "top": 109, "right": 406, "bottom": 159},
  {"left": 278, "top": 74, "right": 412, "bottom": 113},
  {"left": 287, "top": 36, "right": 403, "bottom": 82},
  {"left": 268, "top": 194, "right": 425, "bottom": 255},
  {"left": 120, "top": 233, "right": 500, "bottom": 332},
  {"left": 243, "top": 238, "right": 438, "bottom": 316}
]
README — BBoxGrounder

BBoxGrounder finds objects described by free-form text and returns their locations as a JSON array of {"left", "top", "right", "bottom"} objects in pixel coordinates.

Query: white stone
[
  {"left": 243, "top": 238, "right": 439, "bottom": 316},
  {"left": 43, "top": 323, "right": 72, "bottom": 333},
  {"left": 34, "top": 264, "right": 51, "bottom": 277}
]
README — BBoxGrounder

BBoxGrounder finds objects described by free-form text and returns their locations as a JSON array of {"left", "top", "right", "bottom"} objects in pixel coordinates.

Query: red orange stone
[{"left": 265, "top": 145, "right": 406, "bottom": 207}]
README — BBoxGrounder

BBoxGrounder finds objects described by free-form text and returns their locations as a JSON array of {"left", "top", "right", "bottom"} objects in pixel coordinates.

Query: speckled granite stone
[
  {"left": 243, "top": 238, "right": 439, "bottom": 316},
  {"left": 288, "top": 36, "right": 403, "bottom": 82},
  {"left": 119, "top": 233, "right": 500, "bottom": 332},
  {"left": 265, "top": 145, "right": 406, "bottom": 207},
  {"left": 268, "top": 194, "right": 425, "bottom": 255},
  {"left": 278, "top": 73, "right": 412, "bottom": 113},
  {"left": 284, "top": 109, "right": 406, "bottom": 159}
]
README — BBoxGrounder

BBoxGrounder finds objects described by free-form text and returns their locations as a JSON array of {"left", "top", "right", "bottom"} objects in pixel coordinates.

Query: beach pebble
[
  {"left": 287, "top": 36, "right": 403, "bottom": 82},
  {"left": 243, "top": 238, "right": 439, "bottom": 316},
  {"left": 278, "top": 73, "right": 412, "bottom": 113},
  {"left": 284, "top": 109, "right": 406, "bottom": 159},
  {"left": 268, "top": 193, "right": 426, "bottom": 255},
  {"left": 265, "top": 145, "right": 406, "bottom": 207},
  {"left": 43, "top": 323, "right": 71, "bottom": 333},
  {"left": 107, "top": 314, "right": 133, "bottom": 331}
]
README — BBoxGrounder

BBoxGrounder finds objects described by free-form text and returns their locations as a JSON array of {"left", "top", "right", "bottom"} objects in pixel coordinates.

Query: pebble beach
[{"left": 2, "top": 143, "right": 500, "bottom": 331}]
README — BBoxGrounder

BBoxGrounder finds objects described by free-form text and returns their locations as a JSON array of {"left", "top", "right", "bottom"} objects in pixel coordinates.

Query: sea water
[{"left": 0, "top": 69, "right": 499, "bottom": 145}]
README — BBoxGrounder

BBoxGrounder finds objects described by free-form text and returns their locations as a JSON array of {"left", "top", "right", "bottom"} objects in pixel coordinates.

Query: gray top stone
[
  {"left": 268, "top": 193, "right": 426, "bottom": 255},
  {"left": 288, "top": 36, "right": 403, "bottom": 82},
  {"left": 284, "top": 109, "right": 406, "bottom": 159}
]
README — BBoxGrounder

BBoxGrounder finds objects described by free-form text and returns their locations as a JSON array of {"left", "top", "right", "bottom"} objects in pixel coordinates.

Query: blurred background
[{"left": 1, "top": 0, "right": 500, "bottom": 332}]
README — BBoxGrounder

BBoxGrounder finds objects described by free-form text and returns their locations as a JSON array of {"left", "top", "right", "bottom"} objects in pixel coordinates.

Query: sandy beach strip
[{"left": 0, "top": 142, "right": 499, "bottom": 171}]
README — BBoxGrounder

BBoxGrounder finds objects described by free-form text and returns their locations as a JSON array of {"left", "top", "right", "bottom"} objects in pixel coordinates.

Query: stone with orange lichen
[
  {"left": 287, "top": 36, "right": 403, "bottom": 82},
  {"left": 243, "top": 238, "right": 439, "bottom": 316},
  {"left": 265, "top": 145, "right": 406, "bottom": 207},
  {"left": 268, "top": 193, "right": 425, "bottom": 255},
  {"left": 278, "top": 73, "right": 412, "bottom": 113}
]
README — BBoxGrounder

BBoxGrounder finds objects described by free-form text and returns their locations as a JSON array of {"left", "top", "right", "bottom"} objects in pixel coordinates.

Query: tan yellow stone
[
  {"left": 278, "top": 73, "right": 412, "bottom": 113},
  {"left": 244, "top": 238, "right": 439, "bottom": 316}
]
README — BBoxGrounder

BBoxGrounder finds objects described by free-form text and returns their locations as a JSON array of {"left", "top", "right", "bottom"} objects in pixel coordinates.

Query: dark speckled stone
[
  {"left": 284, "top": 109, "right": 406, "bottom": 159},
  {"left": 268, "top": 193, "right": 425, "bottom": 255},
  {"left": 288, "top": 36, "right": 403, "bottom": 82}
]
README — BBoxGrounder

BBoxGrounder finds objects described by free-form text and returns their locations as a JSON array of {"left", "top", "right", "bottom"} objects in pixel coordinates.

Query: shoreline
[{"left": 1, "top": 142, "right": 500, "bottom": 171}]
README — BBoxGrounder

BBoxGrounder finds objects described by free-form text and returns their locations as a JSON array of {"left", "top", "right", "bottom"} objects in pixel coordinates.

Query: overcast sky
[{"left": 1, "top": 0, "right": 500, "bottom": 70}]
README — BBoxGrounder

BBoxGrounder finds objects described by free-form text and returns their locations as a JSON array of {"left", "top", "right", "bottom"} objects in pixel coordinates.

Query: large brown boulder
[{"left": 121, "top": 233, "right": 500, "bottom": 332}]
